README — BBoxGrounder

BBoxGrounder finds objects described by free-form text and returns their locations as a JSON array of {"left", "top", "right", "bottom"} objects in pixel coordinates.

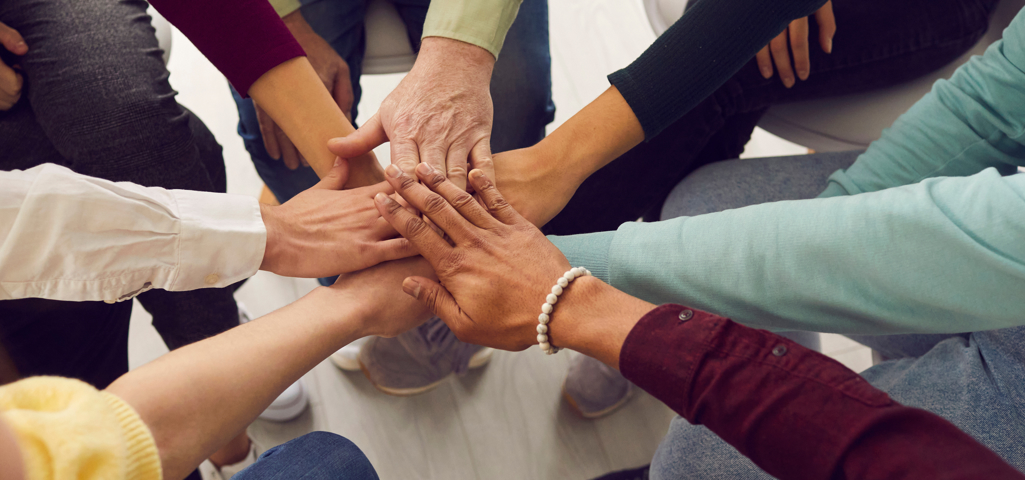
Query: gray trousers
[
  {"left": 652, "top": 151, "right": 1025, "bottom": 478},
  {"left": 0, "top": 0, "right": 240, "bottom": 383}
]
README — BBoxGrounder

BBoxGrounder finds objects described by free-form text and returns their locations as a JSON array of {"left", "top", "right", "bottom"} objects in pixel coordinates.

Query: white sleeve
[{"left": 0, "top": 164, "right": 265, "bottom": 302}]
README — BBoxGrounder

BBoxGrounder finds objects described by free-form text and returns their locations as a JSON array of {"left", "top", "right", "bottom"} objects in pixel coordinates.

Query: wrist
[
  {"left": 258, "top": 204, "right": 288, "bottom": 273},
  {"left": 415, "top": 37, "right": 495, "bottom": 82},
  {"left": 551, "top": 276, "right": 656, "bottom": 369},
  {"left": 299, "top": 287, "right": 368, "bottom": 346}
]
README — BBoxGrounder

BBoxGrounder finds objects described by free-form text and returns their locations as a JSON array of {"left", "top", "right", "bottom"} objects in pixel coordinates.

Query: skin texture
[
  {"left": 0, "top": 21, "right": 26, "bottom": 111},
  {"left": 259, "top": 159, "right": 416, "bottom": 278},
  {"left": 248, "top": 57, "right": 384, "bottom": 188},
  {"left": 255, "top": 11, "right": 355, "bottom": 170},
  {"left": 375, "top": 164, "right": 656, "bottom": 368},
  {"left": 327, "top": 37, "right": 496, "bottom": 191},
  {"left": 105, "top": 256, "right": 433, "bottom": 480},
  {"left": 755, "top": 1, "right": 836, "bottom": 87},
  {"left": 0, "top": 417, "right": 24, "bottom": 480}
]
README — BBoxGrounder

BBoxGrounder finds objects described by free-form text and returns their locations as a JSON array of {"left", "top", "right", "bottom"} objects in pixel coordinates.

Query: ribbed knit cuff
[
  {"left": 548, "top": 231, "right": 614, "bottom": 283},
  {"left": 101, "top": 393, "right": 162, "bottom": 480}
]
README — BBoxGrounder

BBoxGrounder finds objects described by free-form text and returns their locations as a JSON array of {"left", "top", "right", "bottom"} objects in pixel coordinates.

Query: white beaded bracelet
[{"left": 537, "top": 266, "right": 591, "bottom": 355}]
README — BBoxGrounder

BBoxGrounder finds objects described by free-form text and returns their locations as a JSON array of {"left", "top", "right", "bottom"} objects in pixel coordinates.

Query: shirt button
[
  {"left": 772, "top": 345, "right": 788, "bottom": 357},
  {"left": 103, "top": 299, "right": 116, "bottom": 304},
  {"left": 205, "top": 274, "right": 220, "bottom": 285},
  {"left": 678, "top": 309, "right": 694, "bottom": 321}
]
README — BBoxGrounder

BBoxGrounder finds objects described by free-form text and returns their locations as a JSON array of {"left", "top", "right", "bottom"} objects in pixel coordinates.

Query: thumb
[
  {"left": 0, "top": 22, "right": 26, "bottom": 55},
  {"left": 402, "top": 277, "right": 469, "bottom": 329},
  {"left": 312, "top": 157, "right": 349, "bottom": 190},
  {"left": 328, "top": 113, "right": 387, "bottom": 159}
]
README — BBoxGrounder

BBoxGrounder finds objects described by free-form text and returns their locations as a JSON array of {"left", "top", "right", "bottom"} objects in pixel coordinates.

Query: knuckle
[
  {"left": 450, "top": 192, "right": 476, "bottom": 210},
  {"left": 404, "top": 216, "right": 431, "bottom": 237},
  {"left": 426, "top": 170, "right": 448, "bottom": 188},
  {"left": 447, "top": 162, "right": 468, "bottom": 179},
  {"left": 422, "top": 193, "right": 449, "bottom": 214},
  {"left": 396, "top": 174, "right": 418, "bottom": 190}
]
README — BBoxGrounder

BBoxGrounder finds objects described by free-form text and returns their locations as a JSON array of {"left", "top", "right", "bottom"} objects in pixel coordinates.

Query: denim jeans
[
  {"left": 235, "top": 432, "right": 379, "bottom": 480},
  {"left": 231, "top": 0, "right": 555, "bottom": 206},
  {"left": 650, "top": 152, "right": 1025, "bottom": 478},
  {"left": 543, "top": 0, "right": 1000, "bottom": 236}
]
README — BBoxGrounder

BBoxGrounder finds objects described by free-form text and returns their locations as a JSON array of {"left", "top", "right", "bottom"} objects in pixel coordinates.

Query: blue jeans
[
  {"left": 231, "top": 0, "right": 554, "bottom": 205},
  {"left": 650, "top": 152, "right": 1025, "bottom": 478},
  {"left": 235, "top": 432, "right": 379, "bottom": 480}
]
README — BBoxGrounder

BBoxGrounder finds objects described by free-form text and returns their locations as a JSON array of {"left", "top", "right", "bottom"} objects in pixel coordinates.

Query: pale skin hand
[
  {"left": 254, "top": 11, "right": 355, "bottom": 170},
  {"left": 375, "top": 164, "right": 655, "bottom": 368},
  {"left": 259, "top": 158, "right": 416, "bottom": 278},
  {"left": 105, "top": 257, "right": 433, "bottom": 480},
  {"left": 327, "top": 37, "right": 496, "bottom": 191},
  {"left": 755, "top": 1, "right": 836, "bottom": 88},
  {"left": 0, "top": 21, "right": 27, "bottom": 111}
]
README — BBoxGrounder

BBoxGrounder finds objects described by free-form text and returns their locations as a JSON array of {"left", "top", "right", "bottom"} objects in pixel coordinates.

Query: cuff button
[
  {"left": 678, "top": 309, "right": 693, "bottom": 321},
  {"left": 205, "top": 273, "right": 220, "bottom": 285},
  {"left": 772, "top": 345, "right": 788, "bottom": 357}
]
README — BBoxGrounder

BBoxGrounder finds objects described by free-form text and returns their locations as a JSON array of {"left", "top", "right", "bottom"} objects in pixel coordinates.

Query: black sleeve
[{"left": 609, "top": 0, "right": 826, "bottom": 139}]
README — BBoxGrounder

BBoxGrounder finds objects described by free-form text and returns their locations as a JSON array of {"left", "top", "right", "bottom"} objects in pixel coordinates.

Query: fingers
[
  {"left": 277, "top": 128, "right": 301, "bottom": 170},
  {"left": 788, "top": 17, "right": 811, "bottom": 81},
  {"left": 414, "top": 162, "right": 500, "bottom": 230},
  {"left": 445, "top": 146, "right": 469, "bottom": 191},
  {"left": 375, "top": 190, "right": 451, "bottom": 263},
  {"left": 815, "top": 1, "right": 836, "bottom": 54},
  {"left": 418, "top": 141, "right": 447, "bottom": 184},
  {"left": 0, "top": 22, "right": 27, "bottom": 55},
  {"left": 0, "top": 62, "right": 22, "bottom": 111},
  {"left": 769, "top": 30, "right": 795, "bottom": 88},
  {"left": 372, "top": 237, "right": 419, "bottom": 263},
  {"left": 333, "top": 72, "right": 355, "bottom": 123},
  {"left": 468, "top": 169, "right": 522, "bottom": 225},
  {"left": 255, "top": 105, "right": 282, "bottom": 161},
  {"left": 383, "top": 164, "right": 479, "bottom": 243},
  {"left": 311, "top": 158, "right": 350, "bottom": 190},
  {"left": 755, "top": 46, "right": 774, "bottom": 79},
  {"left": 469, "top": 140, "right": 495, "bottom": 187},
  {"left": 327, "top": 114, "right": 387, "bottom": 159},
  {"left": 402, "top": 277, "right": 471, "bottom": 334}
]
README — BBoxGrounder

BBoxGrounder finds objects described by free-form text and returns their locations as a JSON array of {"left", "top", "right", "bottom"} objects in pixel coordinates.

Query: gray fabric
[{"left": 0, "top": 0, "right": 239, "bottom": 352}]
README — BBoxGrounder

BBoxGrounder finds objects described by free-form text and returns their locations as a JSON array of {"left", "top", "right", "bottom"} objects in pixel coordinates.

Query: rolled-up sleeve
[
  {"left": 0, "top": 165, "right": 264, "bottom": 302},
  {"left": 422, "top": 0, "right": 521, "bottom": 58}
]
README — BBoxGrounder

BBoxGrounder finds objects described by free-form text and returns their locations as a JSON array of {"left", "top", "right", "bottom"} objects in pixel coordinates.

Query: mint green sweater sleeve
[{"left": 551, "top": 9, "right": 1025, "bottom": 335}]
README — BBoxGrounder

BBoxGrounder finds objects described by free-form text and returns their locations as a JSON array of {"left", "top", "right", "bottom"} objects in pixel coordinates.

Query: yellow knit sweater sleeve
[{"left": 0, "top": 377, "right": 161, "bottom": 480}]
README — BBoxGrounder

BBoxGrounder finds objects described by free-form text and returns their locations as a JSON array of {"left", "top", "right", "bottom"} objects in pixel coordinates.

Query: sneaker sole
[
  {"left": 335, "top": 346, "right": 493, "bottom": 373},
  {"left": 561, "top": 382, "right": 634, "bottom": 419},
  {"left": 259, "top": 385, "right": 310, "bottom": 422},
  {"left": 330, "top": 351, "right": 362, "bottom": 371},
  {"left": 468, "top": 347, "right": 495, "bottom": 369},
  {"left": 359, "top": 360, "right": 451, "bottom": 396}
]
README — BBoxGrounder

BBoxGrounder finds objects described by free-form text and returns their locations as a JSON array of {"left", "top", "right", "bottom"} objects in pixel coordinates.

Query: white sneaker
[
  {"left": 201, "top": 439, "right": 261, "bottom": 480},
  {"left": 237, "top": 302, "right": 310, "bottom": 422},
  {"left": 330, "top": 336, "right": 370, "bottom": 371}
]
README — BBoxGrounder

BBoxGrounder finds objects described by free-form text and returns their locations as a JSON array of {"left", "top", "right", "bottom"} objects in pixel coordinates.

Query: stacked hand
[
  {"left": 0, "top": 21, "right": 27, "bottom": 111},
  {"left": 756, "top": 1, "right": 836, "bottom": 87}
]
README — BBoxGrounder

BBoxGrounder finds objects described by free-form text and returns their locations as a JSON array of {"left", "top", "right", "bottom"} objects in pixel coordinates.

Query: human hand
[
  {"left": 0, "top": 21, "right": 27, "bottom": 111},
  {"left": 492, "top": 145, "right": 579, "bottom": 227},
  {"left": 327, "top": 37, "right": 496, "bottom": 191},
  {"left": 755, "top": 1, "right": 835, "bottom": 88},
  {"left": 256, "top": 11, "right": 355, "bottom": 170},
  {"left": 260, "top": 159, "right": 416, "bottom": 278},
  {"left": 325, "top": 256, "right": 435, "bottom": 338}
]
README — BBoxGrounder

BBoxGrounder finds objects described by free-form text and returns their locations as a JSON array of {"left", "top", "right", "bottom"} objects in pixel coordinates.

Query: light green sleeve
[
  {"left": 819, "top": 9, "right": 1025, "bottom": 198},
  {"left": 269, "top": 0, "right": 301, "bottom": 18},
  {"left": 422, "top": 0, "right": 522, "bottom": 58},
  {"left": 550, "top": 10, "right": 1025, "bottom": 334},
  {"left": 556, "top": 170, "right": 1025, "bottom": 335}
]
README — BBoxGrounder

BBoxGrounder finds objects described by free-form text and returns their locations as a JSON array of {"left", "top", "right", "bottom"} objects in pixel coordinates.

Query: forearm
[
  {"left": 106, "top": 288, "right": 361, "bottom": 480},
  {"left": 248, "top": 57, "right": 381, "bottom": 180}
]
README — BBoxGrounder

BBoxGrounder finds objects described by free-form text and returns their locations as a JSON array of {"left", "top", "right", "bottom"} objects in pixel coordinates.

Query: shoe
[
  {"left": 201, "top": 438, "right": 262, "bottom": 480},
  {"left": 358, "top": 317, "right": 493, "bottom": 396},
  {"left": 562, "top": 354, "right": 634, "bottom": 419},
  {"left": 330, "top": 336, "right": 370, "bottom": 371},
  {"left": 591, "top": 465, "right": 650, "bottom": 480},
  {"left": 237, "top": 303, "right": 310, "bottom": 422}
]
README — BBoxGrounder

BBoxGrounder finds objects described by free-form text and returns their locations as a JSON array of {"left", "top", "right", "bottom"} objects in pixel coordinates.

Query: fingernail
[
  {"left": 416, "top": 163, "right": 433, "bottom": 176},
  {"left": 760, "top": 66, "right": 773, "bottom": 78},
  {"left": 333, "top": 157, "right": 342, "bottom": 167},
  {"left": 469, "top": 169, "right": 484, "bottom": 179},
  {"left": 374, "top": 192, "right": 390, "bottom": 204},
  {"left": 784, "top": 77, "right": 795, "bottom": 88},
  {"left": 402, "top": 278, "right": 421, "bottom": 298},
  {"left": 386, "top": 164, "right": 401, "bottom": 178},
  {"left": 825, "top": 38, "right": 833, "bottom": 54}
]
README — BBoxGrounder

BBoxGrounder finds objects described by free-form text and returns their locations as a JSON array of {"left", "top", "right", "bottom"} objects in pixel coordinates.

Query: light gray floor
[{"left": 128, "top": 1, "right": 871, "bottom": 478}]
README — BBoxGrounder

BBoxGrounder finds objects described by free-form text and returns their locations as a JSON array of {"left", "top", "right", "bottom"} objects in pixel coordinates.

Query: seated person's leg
[
  {"left": 544, "top": 0, "right": 998, "bottom": 236},
  {"left": 234, "top": 432, "right": 380, "bottom": 480}
]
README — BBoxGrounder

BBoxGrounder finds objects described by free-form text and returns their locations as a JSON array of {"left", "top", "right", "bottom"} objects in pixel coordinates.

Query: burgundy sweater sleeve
[
  {"left": 620, "top": 304, "right": 1023, "bottom": 480},
  {"left": 148, "top": 0, "right": 305, "bottom": 96}
]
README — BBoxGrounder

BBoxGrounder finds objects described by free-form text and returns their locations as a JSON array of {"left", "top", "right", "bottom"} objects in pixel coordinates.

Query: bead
[
  {"left": 537, "top": 324, "right": 548, "bottom": 334},
  {"left": 772, "top": 345, "right": 788, "bottom": 357},
  {"left": 584, "top": 269, "right": 592, "bottom": 276},
  {"left": 538, "top": 313, "right": 550, "bottom": 324},
  {"left": 552, "top": 285, "right": 564, "bottom": 296},
  {"left": 537, "top": 334, "right": 548, "bottom": 344},
  {"left": 557, "top": 277, "right": 569, "bottom": 288},
  {"left": 539, "top": 342, "right": 551, "bottom": 351},
  {"left": 542, "top": 303, "right": 553, "bottom": 314},
  {"left": 573, "top": 267, "right": 585, "bottom": 277},
  {"left": 546, "top": 293, "right": 558, "bottom": 305},
  {"left": 564, "top": 269, "right": 576, "bottom": 280}
]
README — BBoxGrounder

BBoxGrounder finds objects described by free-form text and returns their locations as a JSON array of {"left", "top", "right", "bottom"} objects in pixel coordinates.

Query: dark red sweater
[
  {"left": 148, "top": 0, "right": 305, "bottom": 95},
  {"left": 620, "top": 304, "right": 1022, "bottom": 479}
]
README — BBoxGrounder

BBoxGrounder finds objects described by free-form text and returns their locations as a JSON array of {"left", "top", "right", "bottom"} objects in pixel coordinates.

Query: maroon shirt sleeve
[
  {"left": 620, "top": 304, "right": 1023, "bottom": 480},
  {"left": 148, "top": 0, "right": 305, "bottom": 96}
]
